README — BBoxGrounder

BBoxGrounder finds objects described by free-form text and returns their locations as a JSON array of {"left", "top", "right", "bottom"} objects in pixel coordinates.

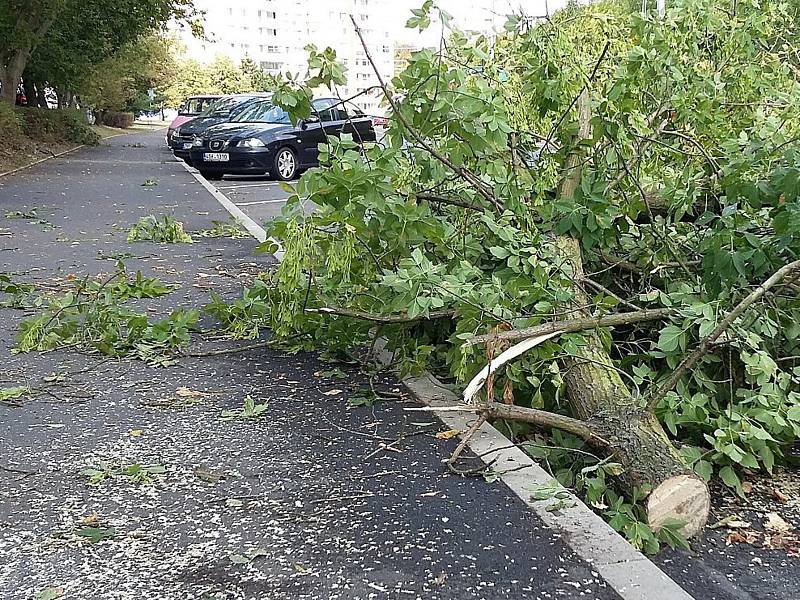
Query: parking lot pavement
[
  {"left": 0, "top": 130, "right": 622, "bottom": 600},
  {"left": 210, "top": 176, "right": 291, "bottom": 223}
]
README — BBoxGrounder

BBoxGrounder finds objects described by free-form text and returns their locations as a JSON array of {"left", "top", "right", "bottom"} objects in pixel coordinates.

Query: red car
[{"left": 166, "top": 95, "right": 221, "bottom": 146}]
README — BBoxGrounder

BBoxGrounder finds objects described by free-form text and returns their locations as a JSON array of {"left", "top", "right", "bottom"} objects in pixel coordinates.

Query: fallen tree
[{"left": 216, "top": 0, "right": 800, "bottom": 549}]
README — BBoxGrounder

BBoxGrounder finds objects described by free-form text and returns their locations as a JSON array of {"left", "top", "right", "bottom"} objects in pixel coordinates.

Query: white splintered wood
[
  {"left": 646, "top": 473, "right": 711, "bottom": 538},
  {"left": 463, "top": 332, "right": 560, "bottom": 403}
]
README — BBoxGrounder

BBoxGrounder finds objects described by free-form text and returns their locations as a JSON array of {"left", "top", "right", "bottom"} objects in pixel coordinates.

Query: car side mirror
[{"left": 301, "top": 115, "right": 320, "bottom": 130}]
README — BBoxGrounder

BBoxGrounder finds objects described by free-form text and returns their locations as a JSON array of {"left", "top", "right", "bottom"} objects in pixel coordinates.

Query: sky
[{"left": 390, "top": 0, "right": 565, "bottom": 45}]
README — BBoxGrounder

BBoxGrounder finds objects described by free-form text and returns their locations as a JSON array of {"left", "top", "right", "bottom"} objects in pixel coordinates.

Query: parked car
[
  {"left": 169, "top": 93, "right": 271, "bottom": 164},
  {"left": 189, "top": 97, "right": 376, "bottom": 181},
  {"left": 165, "top": 95, "right": 221, "bottom": 146}
]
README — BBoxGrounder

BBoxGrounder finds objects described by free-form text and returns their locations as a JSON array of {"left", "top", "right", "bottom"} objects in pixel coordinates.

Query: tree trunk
[
  {"left": 552, "top": 92, "right": 710, "bottom": 537},
  {"left": 0, "top": 45, "right": 36, "bottom": 107}
]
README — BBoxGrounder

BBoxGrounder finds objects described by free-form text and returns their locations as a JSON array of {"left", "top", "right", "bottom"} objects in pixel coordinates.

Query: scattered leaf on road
[
  {"left": 34, "top": 588, "right": 64, "bottom": 600},
  {"left": 435, "top": 429, "right": 461, "bottom": 440},
  {"left": 194, "top": 465, "right": 225, "bottom": 484},
  {"left": 77, "top": 526, "right": 116, "bottom": 544},
  {"left": 773, "top": 488, "right": 789, "bottom": 503},
  {"left": 764, "top": 512, "right": 793, "bottom": 533},
  {"left": 709, "top": 515, "right": 751, "bottom": 529},
  {"left": 176, "top": 387, "right": 209, "bottom": 398},
  {"left": 80, "top": 513, "right": 100, "bottom": 527}
]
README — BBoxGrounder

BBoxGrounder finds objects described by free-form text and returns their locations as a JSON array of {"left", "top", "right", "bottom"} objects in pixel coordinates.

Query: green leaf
[
  {"left": 77, "top": 527, "right": 116, "bottom": 544},
  {"left": 34, "top": 588, "right": 64, "bottom": 600},
  {"left": 656, "top": 325, "right": 684, "bottom": 353},
  {"left": 719, "top": 466, "right": 743, "bottom": 495}
]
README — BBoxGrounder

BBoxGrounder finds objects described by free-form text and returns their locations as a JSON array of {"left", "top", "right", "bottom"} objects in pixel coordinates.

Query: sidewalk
[{"left": 0, "top": 131, "right": 619, "bottom": 600}]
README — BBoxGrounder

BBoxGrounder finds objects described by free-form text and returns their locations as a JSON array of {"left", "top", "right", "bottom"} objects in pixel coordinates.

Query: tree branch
[
  {"left": 349, "top": 15, "right": 500, "bottom": 210},
  {"left": 645, "top": 259, "right": 800, "bottom": 411},
  {"left": 416, "top": 194, "right": 485, "bottom": 212},
  {"left": 306, "top": 306, "right": 455, "bottom": 323},
  {"left": 463, "top": 308, "right": 674, "bottom": 347},
  {"left": 485, "top": 402, "right": 609, "bottom": 447}
]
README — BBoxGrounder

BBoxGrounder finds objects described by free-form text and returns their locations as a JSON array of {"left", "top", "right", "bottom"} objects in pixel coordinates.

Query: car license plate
[
  {"left": 203, "top": 153, "right": 229, "bottom": 162},
  {"left": 182, "top": 142, "right": 193, "bottom": 149}
]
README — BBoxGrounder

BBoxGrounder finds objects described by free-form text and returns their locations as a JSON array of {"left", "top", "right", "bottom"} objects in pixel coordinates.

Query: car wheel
[
  {"left": 273, "top": 147, "right": 298, "bottom": 181},
  {"left": 200, "top": 171, "right": 224, "bottom": 181}
]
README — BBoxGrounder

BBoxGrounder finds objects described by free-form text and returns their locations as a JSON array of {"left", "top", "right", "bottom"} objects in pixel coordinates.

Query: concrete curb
[
  {"left": 402, "top": 372, "right": 694, "bottom": 600},
  {"left": 0, "top": 132, "right": 131, "bottom": 179},
  {"left": 187, "top": 167, "right": 696, "bottom": 600}
]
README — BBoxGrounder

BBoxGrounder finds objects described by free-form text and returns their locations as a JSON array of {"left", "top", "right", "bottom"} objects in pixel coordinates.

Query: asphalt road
[
  {"left": 0, "top": 129, "right": 621, "bottom": 600},
  {"left": 211, "top": 176, "right": 291, "bottom": 223},
  {"left": 185, "top": 138, "right": 800, "bottom": 600}
]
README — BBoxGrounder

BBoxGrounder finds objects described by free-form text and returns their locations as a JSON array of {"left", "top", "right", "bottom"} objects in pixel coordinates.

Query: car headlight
[{"left": 237, "top": 138, "right": 266, "bottom": 148}]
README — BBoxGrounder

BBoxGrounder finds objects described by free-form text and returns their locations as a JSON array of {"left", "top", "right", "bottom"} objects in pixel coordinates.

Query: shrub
[
  {"left": 18, "top": 108, "right": 101, "bottom": 146},
  {"left": 0, "top": 103, "right": 23, "bottom": 141},
  {"left": 100, "top": 111, "right": 135, "bottom": 129}
]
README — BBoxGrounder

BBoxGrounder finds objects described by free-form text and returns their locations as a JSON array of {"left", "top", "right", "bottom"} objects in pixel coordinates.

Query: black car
[
  {"left": 188, "top": 97, "right": 376, "bottom": 181},
  {"left": 169, "top": 93, "right": 271, "bottom": 164}
]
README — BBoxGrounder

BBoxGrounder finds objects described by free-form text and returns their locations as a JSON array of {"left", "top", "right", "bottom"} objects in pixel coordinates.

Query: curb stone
[{"left": 187, "top": 165, "right": 697, "bottom": 600}]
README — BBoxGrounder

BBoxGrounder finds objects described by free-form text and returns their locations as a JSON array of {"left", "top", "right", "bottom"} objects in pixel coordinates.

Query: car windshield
[
  {"left": 184, "top": 97, "right": 215, "bottom": 115},
  {"left": 199, "top": 96, "right": 246, "bottom": 117},
  {"left": 231, "top": 102, "right": 290, "bottom": 124}
]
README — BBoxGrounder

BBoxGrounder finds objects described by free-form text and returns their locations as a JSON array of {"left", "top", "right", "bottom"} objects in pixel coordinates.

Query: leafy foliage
[
  {"left": 194, "top": 219, "right": 250, "bottom": 239},
  {"left": 220, "top": 395, "right": 269, "bottom": 420},
  {"left": 204, "top": 277, "right": 272, "bottom": 339},
  {"left": 210, "top": 0, "right": 800, "bottom": 549},
  {"left": 127, "top": 214, "right": 193, "bottom": 243},
  {"left": 14, "top": 265, "right": 195, "bottom": 366}
]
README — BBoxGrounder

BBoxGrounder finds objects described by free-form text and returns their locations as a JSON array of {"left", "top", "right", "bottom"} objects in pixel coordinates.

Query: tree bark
[
  {"left": 0, "top": 7, "right": 59, "bottom": 106},
  {"left": 551, "top": 92, "right": 710, "bottom": 537},
  {"left": 0, "top": 52, "right": 27, "bottom": 106}
]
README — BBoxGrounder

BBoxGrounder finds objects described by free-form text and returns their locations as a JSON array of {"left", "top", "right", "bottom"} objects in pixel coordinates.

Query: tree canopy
[
  {"left": 0, "top": 0, "right": 196, "bottom": 105},
  {"left": 226, "top": 0, "right": 800, "bottom": 550}
]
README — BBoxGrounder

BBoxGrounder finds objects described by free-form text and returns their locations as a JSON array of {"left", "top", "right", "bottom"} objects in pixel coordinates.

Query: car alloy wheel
[{"left": 275, "top": 148, "right": 297, "bottom": 180}]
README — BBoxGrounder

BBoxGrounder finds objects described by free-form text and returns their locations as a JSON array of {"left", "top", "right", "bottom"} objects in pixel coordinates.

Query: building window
[{"left": 261, "top": 61, "right": 282, "bottom": 70}]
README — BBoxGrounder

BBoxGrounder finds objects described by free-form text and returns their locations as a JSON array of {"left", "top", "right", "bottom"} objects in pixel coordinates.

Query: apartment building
[
  {"left": 173, "top": 0, "right": 394, "bottom": 115},
  {"left": 172, "top": 1, "right": 558, "bottom": 114}
]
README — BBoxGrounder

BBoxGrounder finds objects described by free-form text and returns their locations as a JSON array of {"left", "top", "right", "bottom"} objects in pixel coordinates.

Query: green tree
[
  {"left": 252, "top": 0, "right": 800, "bottom": 546},
  {"left": 163, "top": 58, "right": 214, "bottom": 108},
  {"left": 0, "top": 0, "right": 61, "bottom": 105},
  {"left": 80, "top": 34, "right": 176, "bottom": 113},
  {"left": 208, "top": 55, "right": 250, "bottom": 94},
  {"left": 240, "top": 58, "right": 273, "bottom": 92},
  {"left": 0, "top": 0, "right": 196, "bottom": 106}
]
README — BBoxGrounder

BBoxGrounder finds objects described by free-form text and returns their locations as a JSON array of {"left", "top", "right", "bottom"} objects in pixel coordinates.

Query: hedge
[
  {"left": 100, "top": 111, "right": 135, "bottom": 129},
  {"left": 17, "top": 108, "right": 101, "bottom": 146}
]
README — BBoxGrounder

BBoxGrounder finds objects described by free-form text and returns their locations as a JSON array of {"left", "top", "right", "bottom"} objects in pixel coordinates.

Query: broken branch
[
  {"left": 463, "top": 308, "right": 674, "bottom": 347},
  {"left": 646, "top": 259, "right": 800, "bottom": 411}
]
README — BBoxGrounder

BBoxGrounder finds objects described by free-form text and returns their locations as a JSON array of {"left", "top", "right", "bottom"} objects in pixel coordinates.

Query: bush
[
  {"left": 18, "top": 108, "right": 101, "bottom": 146},
  {"left": 100, "top": 111, "right": 135, "bottom": 129},
  {"left": 0, "top": 103, "right": 23, "bottom": 140}
]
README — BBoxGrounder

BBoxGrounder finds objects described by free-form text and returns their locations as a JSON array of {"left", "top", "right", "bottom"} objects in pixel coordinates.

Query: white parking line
[
  {"left": 235, "top": 199, "right": 289, "bottom": 206},
  {"left": 216, "top": 182, "right": 282, "bottom": 191},
  {"left": 179, "top": 161, "right": 285, "bottom": 261}
]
